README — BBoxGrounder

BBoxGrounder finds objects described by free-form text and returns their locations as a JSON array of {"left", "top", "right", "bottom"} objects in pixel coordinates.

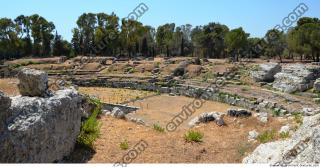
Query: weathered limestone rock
[
  {"left": 227, "top": 108, "right": 252, "bottom": 117},
  {"left": 279, "top": 125, "right": 290, "bottom": 134},
  {"left": 0, "top": 91, "right": 11, "bottom": 111},
  {"left": 314, "top": 78, "right": 320, "bottom": 92},
  {"left": 111, "top": 107, "right": 126, "bottom": 119},
  {"left": 248, "top": 130, "right": 259, "bottom": 141},
  {"left": 273, "top": 64, "right": 320, "bottom": 93},
  {"left": 17, "top": 68, "right": 49, "bottom": 97},
  {"left": 188, "top": 112, "right": 225, "bottom": 127},
  {"left": 251, "top": 63, "right": 282, "bottom": 82},
  {"left": 0, "top": 88, "right": 84, "bottom": 163},
  {"left": 303, "top": 107, "right": 320, "bottom": 116},
  {"left": 0, "top": 91, "right": 11, "bottom": 132},
  {"left": 243, "top": 113, "right": 320, "bottom": 164},
  {"left": 173, "top": 60, "right": 190, "bottom": 76},
  {"left": 257, "top": 112, "right": 268, "bottom": 123}
]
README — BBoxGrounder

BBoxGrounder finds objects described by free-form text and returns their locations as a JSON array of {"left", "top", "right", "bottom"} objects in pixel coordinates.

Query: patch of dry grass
[{"left": 79, "top": 87, "right": 156, "bottom": 104}]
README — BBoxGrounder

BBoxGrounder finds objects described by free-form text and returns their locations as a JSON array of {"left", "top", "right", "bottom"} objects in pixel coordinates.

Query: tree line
[{"left": 0, "top": 13, "right": 319, "bottom": 62}]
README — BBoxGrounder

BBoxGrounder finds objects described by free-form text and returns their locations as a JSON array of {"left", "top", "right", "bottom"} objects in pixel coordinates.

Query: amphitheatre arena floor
[{"left": 0, "top": 78, "right": 291, "bottom": 163}]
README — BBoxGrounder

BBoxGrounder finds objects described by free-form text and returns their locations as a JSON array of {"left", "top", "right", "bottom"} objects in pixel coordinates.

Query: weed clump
[
  {"left": 257, "top": 129, "right": 276, "bottom": 143},
  {"left": 184, "top": 130, "right": 204, "bottom": 142},
  {"left": 153, "top": 124, "right": 165, "bottom": 133},
  {"left": 120, "top": 140, "right": 129, "bottom": 150}
]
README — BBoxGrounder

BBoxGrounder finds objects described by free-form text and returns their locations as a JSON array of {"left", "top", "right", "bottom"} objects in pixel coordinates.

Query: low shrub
[
  {"left": 119, "top": 140, "right": 129, "bottom": 150},
  {"left": 279, "top": 132, "right": 290, "bottom": 139},
  {"left": 76, "top": 97, "right": 102, "bottom": 149},
  {"left": 184, "top": 130, "right": 204, "bottom": 142},
  {"left": 153, "top": 124, "right": 165, "bottom": 133},
  {"left": 272, "top": 109, "right": 281, "bottom": 117},
  {"left": 257, "top": 130, "right": 276, "bottom": 143}
]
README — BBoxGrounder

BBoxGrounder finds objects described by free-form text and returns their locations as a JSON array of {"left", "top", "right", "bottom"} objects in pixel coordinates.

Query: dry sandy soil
[
  {"left": 88, "top": 114, "right": 284, "bottom": 163},
  {"left": 0, "top": 78, "right": 19, "bottom": 96},
  {"left": 128, "top": 95, "right": 237, "bottom": 129}
]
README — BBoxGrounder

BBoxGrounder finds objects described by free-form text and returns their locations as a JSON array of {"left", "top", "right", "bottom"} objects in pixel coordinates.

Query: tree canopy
[{"left": 0, "top": 14, "right": 320, "bottom": 62}]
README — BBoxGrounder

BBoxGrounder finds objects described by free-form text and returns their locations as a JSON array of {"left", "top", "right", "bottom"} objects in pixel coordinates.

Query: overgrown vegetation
[
  {"left": 184, "top": 130, "right": 204, "bottom": 142},
  {"left": 76, "top": 96, "right": 102, "bottom": 149},
  {"left": 153, "top": 124, "right": 165, "bottom": 133},
  {"left": 257, "top": 129, "right": 276, "bottom": 143}
]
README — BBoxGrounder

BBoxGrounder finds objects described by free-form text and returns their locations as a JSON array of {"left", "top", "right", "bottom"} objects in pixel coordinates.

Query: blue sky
[{"left": 1, "top": 0, "right": 319, "bottom": 41}]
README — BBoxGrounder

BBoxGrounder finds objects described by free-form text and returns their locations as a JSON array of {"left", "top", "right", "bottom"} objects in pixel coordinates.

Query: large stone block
[
  {"left": 314, "top": 78, "right": 320, "bottom": 92},
  {"left": 251, "top": 63, "right": 282, "bottom": 82},
  {"left": 0, "top": 88, "right": 84, "bottom": 163},
  {"left": 273, "top": 64, "right": 320, "bottom": 93},
  {"left": 17, "top": 68, "right": 48, "bottom": 97}
]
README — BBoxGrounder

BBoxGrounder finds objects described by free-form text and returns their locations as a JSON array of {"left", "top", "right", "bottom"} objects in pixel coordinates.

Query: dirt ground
[
  {"left": 0, "top": 78, "right": 19, "bottom": 96},
  {"left": 84, "top": 93, "right": 286, "bottom": 163},
  {"left": 88, "top": 114, "right": 284, "bottom": 163},
  {"left": 128, "top": 95, "right": 238, "bottom": 129}
]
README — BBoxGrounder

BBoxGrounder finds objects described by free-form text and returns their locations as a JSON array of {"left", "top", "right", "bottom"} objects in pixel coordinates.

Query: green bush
[
  {"left": 119, "top": 140, "right": 129, "bottom": 150},
  {"left": 76, "top": 97, "right": 102, "bottom": 149},
  {"left": 184, "top": 130, "right": 204, "bottom": 142},
  {"left": 272, "top": 109, "right": 281, "bottom": 117},
  {"left": 257, "top": 130, "right": 276, "bottom": 143},
  {"left": 153, "top": 124, "right": 165, "bottom": 133}
]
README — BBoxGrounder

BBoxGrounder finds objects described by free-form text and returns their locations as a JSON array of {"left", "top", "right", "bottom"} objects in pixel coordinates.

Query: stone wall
[
  {"left": 102, "top": 103, "right": 139, "bottom": 114},
  {"left": 72, "top": 78, "right": 289, "bottom": 114}
]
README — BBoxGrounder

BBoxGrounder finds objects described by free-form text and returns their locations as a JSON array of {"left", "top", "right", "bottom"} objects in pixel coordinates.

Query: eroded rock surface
[
  {"left": 0, "top": 69, "right": 89, "bottom": 163},
  {"left": 314, "top": 78, "right": 320, "bottom": 92},
  {"left": 243, "top": 113, "right": 320, "bottom": 164},
  {"left": 273, "top": 64, "right": 320, "bottom": 93},
  {"left": 227, "top": 108, "right": 252, "bottom": 117},
  {"left": 251, "top": 63, "right": 281, "bottom": 82},
  {"left": 17, "top": 68, "right": 49, "bottom": 97},
  {"left": 188, "top": 112, "right": 225, "bottom": 127},
  {"left": 0, "top": 88, "right": 84, "bottom": 163}
]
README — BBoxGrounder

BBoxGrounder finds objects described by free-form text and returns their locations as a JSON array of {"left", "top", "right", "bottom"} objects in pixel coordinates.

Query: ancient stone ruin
[
  {"left": 273, "top": 64, "right": 320, "bottom": 93},
  {"left": 251, "top": 63, "right": 281, "bottom": 82},
  {"left": 243, "top": 113, "right": 320, "bottom": 164},
  {"left": 0, "top": 68, "right": 88, "bottom": 163}
]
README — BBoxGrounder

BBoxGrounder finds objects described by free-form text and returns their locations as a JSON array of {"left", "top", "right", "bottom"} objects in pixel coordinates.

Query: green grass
[
  {"left": 292, "top": 112, "right": 303, "bottom": 125},
  {"left": 184, "top": 130, "right": 204, "bottom": 143},
  {"left": 279, "top": 132, "right": 290, "bottom": 139},
  {"left": 153, "top": 124, "right": 165, "bottom": 133},
  {"left": 76, "top": 97, "right": 102, "bottom": 149},
  {"left": 119, "top": 140, "right": 129, "bottom": 150},
  {"left": 257, "top": 130, "right": 276, "bottom": 143}
]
